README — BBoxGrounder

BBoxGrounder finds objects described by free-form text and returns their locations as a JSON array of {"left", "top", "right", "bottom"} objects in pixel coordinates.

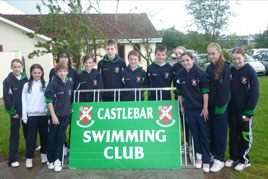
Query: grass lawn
[{"left": 0, "top": 76, "right": 267, "bottom": 178}]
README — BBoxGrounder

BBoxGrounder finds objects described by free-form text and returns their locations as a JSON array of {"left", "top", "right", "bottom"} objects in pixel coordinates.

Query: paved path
[{"left": 0, "top": 157, "right": 205, "bottom": 179}]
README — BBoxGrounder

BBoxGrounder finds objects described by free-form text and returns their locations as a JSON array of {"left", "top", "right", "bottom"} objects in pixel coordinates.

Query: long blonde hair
[{"left": 207, "top": 43, "right": 225, "bottom": 78}]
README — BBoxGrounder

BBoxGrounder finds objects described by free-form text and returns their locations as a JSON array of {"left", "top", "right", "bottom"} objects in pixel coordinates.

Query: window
[{"left": 118, "top": 44, "right": 125, "bottom": 60}]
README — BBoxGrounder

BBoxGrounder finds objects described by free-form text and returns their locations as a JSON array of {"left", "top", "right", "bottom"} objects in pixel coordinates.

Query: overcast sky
[{"left": 3, "top": 0, "right": 268, "bottom": 36}]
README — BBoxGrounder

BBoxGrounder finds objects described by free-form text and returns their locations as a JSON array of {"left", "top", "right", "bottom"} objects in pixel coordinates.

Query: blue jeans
[
  {"left": 185, "top": 109, "right": 210, "bottom": 164},
  {"left": 47, "top": 115, "right": 69, "bottom": 163}
]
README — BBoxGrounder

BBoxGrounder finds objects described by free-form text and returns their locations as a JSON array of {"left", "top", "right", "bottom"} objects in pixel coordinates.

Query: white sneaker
[
  {"left": 210, "top": 159, "right": 224, "bottom": 172},
  {"left": 26, "top": 158, "right": 33, "bottom": 169},
  {"left": 41, "top": 154, "right": 47, "bottom": 164},
  {"left": 195, "top": 153, "right": 202, "bottom": 168},
  {"left": 64, "top": 146, "right": 69, "bottom": 157},
  {"left": 203, "top": 164, "right": 210, "bottom": 173},
  {"left": 47, "top": 162, "right": 54, "bottom": 170},
  {"left": 11, "top": 161, "right": 20, "bottom": 168},
  {"left": 225, "top": 159, "right": 235, "bottom": 167},
  {"left": 54, "top": 159, "right": 62, "bottom": 172},
  {"left": 234, "top": 163, "right": 251, "bottom": 171}
]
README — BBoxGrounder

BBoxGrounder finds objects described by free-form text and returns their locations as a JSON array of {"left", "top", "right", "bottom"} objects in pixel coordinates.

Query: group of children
[
  {"left": 175, "top": 43, "right": 259, "bottom": 173},
  {"left": 3, "top": 39, "right": 259, "bottom": 173}
]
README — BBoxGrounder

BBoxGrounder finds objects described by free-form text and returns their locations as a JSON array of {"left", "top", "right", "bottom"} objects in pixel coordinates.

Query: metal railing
[{"left": 64, "top": 87, "right": 195, "bottom": 168}]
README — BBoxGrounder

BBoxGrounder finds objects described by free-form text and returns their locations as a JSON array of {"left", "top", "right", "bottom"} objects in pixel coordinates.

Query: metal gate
[{"left": 63, "top": 88, "right": 195, "bottom": 168}]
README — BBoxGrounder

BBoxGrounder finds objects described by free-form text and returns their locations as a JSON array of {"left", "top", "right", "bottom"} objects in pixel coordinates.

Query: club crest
[
  {"left": 156, "top": 105, "right": 175, "bottom": 128},
  {"left": 191, "top": 79, "right": 197, "bottom": 86},
  {"left": 241, "top": 77, "right": 247, "bottom": 84},
  {"left": 136, "top": 76, "right": 141, "bottom": 83},
  {"left": 115, "top": 67, "right": 120, "bottom": 73},
  {"left": 93, "top": 80, "right": 98, "bottom": 86},
  {"left": 164, "top": 72, "right": 169, "bottom": 79},
  {"left": 77, "top": 106, "right": 95, "bottom": 128}
]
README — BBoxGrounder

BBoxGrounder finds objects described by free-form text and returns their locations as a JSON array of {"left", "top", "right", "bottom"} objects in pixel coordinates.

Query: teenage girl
[
  {"left": 3, "top": 59, "right": 28, "bottom": 167},
  {"left": 206, "top": 43, "right": 231, "bottom": 172},
  {"left": 225, "top": 48, "right": 259, "bottom": 171},
  {"left": 177, "top": 52, "right": 210, "bottom": 172},
  {"left": 22, "top": 64, "right": 48, "bottom": 168}
]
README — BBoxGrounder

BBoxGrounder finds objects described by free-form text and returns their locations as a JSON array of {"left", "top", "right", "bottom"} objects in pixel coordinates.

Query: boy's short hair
[
  {"left": 128, "top": 50, "right": 139, "bottom": 59},
  {"left": 55, "top": 62, "right": 68, "bottom": 73},
  {"left": 83, "top": 54, "right": 94, "bottom": 64},
  {"left": 106, "top": 39, "right": 117, "bottom": 47},
  {"left": 11, "top": 59, "right": 23, "bottom": 67},
  {"left": 155, "top": 44, "right": 167, "bottom": 54}
]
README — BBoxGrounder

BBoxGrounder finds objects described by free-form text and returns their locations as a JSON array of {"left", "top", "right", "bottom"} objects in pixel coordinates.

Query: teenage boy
[
  {"left": 45, "top": 62, "right": 73, "bottom": 172},
  {"left": 122, "top": 50, "right": 147, "bottom": 101},
  {"left": 147, "top": 44, "right": 173, "bottom": 100},
  {"left": 97, "top": 39, "right": 126, "bottom": 101}
]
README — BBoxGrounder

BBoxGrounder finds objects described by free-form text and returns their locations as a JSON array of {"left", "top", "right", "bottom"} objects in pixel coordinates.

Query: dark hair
[
  {"left": 27, "top": 64, "right": 46, "bottom": 93},
  {"left": 128, "top": 50, "right": 139, "bottom": 59},
  {"left": 83, "top": 54, "right": 94, "bottom": 64},
  {"left": 207, "top": 43, "right": 225, "bottom": 77},
  {"left": 55, "top": 62, "right": 68, "bottom": 73},
  {"left": 181, "top": 51, "right": 194, "bottom": 60},
  {"left": 106, "top": 39, "right": 117, "bottom": 47},
  {"left": 11, "top": 59, "right": 23, "bottom": 67},
  {"left": 56, "top": 50, "right": 71, "bottom": 66},
  {"left": 155, "top": 44, "right": 167, "bottom": 54},
  {"left": 232, "top": 47, "right": 245, "bottom": 57}
]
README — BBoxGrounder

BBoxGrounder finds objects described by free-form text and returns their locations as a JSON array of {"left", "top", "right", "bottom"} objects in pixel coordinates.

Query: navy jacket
[
  {"left": 76, "top": 69, "right": 103, "bottom": 102},
  {"left": 49, "top": 65, "right": 78, "bottom": 88},
  {"left": 147, "top": 61, "right": 173, "bottom": 100},
  {"left": 176, "top": 64, "right": 209, "bottom": 109},
  {"left": 173, "top": 62, "right": 184, "bottom": 99},
  {"left": 229, "top": 63, "right": 259, "bottom": 117},
  {"left": 121, "top": 65, "right": 147, "bottom": 101},
  {"left": 45, "top": 75, "right": 73, "bottom": 117},
  {"left": 206, "top": 61, "right": 231, "bottom": 115},
  {"left": 97, "top": 54, "right": 126, "bottom": 100},
  {"left": 3, "top": 72, "right": 28, "bottom": 116}
]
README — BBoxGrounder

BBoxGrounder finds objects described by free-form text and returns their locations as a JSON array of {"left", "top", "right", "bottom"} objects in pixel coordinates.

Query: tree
[
  {"left": 185, "top": 31, "right": 207, "bottom": 53},
  {"left": 161, "top": 27, "right": 187, "bottom": 51},
  {"left": 26, "top": 0, "right": 105, "bottom": 70},
  {"left": 186, "top": 0, "right": 233, "bottom": 42},
  {"left": 255, "top": 30, "right": 268, "bottom": 48}
]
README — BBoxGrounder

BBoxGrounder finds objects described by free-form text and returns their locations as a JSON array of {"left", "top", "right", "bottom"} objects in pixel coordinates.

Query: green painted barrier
[{"left": 69, "top": 100, "right": 181, "bottom": 169}]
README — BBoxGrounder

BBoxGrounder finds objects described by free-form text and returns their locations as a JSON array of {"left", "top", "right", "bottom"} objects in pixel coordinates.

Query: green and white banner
[{"left": 69, "top": 100, "right": 181, "bottom": 169}]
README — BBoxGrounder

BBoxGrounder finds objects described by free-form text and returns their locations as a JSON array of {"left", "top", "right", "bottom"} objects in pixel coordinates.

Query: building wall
[{"left": 0, "top": 20, "right": 53, "bottom": 82}]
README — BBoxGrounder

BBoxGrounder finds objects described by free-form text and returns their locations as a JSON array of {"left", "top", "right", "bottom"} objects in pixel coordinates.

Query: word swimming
[
  {"left": 97, "top": 107, "right": 153, "bottom": 120},
  {"left": 83, "top": 130, "right": 166, "bottom": 143}
]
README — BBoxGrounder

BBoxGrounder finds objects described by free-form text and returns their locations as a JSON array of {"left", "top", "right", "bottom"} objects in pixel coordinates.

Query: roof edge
[
  {"left": 0, "top": 16, "right": 51, "bottom": 41},
  {"left": 117, "top": 38, "right": 162, "bottom": 44}
]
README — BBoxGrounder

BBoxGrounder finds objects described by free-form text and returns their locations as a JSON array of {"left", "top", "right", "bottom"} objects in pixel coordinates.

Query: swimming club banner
[{"left": 69, "top": 100, "right": 181, "bottom": 169}]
